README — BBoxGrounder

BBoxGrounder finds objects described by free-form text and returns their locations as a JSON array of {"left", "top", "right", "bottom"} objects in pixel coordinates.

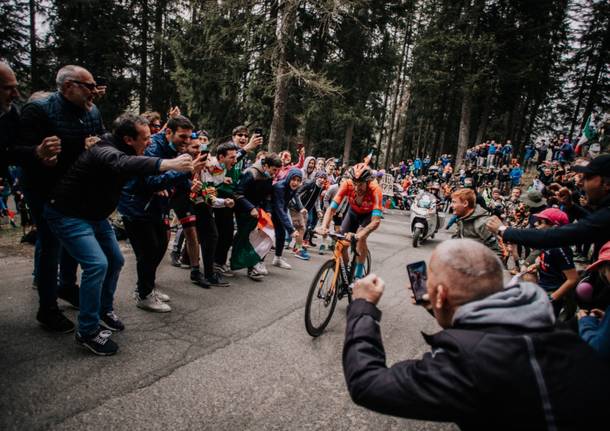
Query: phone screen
[{"left": 407, "top": 261, "right": 427, "bottom": 304}]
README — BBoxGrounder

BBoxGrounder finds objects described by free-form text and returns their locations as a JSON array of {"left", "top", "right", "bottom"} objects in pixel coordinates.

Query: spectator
[
  {"left": 18, "top": 65, "right": 105, "bottom": 331},
  {"left": 300, "top": 171, "right": 326, "bottom": 247},
  {"left": 271, "top": 168, "right": 305, "bottom": 270},
  {"left": 44, "top": 113, "right": 192, "bottom": 355},
  {"left": 578, "top": 241, "right": 610, "bottom": 359},
  {"left": 488, "top": 154, "right": 610, "bottom": 261},
  {"left": 529, "top": 208, "right": 578, "bottom": 317},
  {"left": 231, "top": 153, "right": 282, "bottom": 281},
  {"left": 343, "top": 239, "right": 610, "bottom": 429},
  {"left": 191, "top": 143, "right": 234, "bottom": 287},
  {"left": 118, "top": 115, "right": 202, "bottom": 311},
  {"left": 212, "top": 138, "right": 261, "bottom": 277},
  {"left": 451, "top": 188, "right": 501, "bottom": 256}
]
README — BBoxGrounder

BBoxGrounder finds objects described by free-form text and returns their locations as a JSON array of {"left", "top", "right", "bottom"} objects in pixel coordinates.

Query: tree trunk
[
  {"left": 456, "top": 87, "right": 473, "bottom": 167},
  {"left": 393, "top": 85, "right": 412, "bottom": 160},
  {"left": 28, "top": 0, "right": 39, "bottom": 89},
  {"left": 384, "top": 31, "right": 409, "bottom": 168},
  {"left": 268, "top": 0, "right": 297, "bottom": 153},
  {"left": 343, "top": 119, "right": 354, "bottom": 166},
  {"left": 138, "top": 0, "right": 149, "bottom": 112},
  {"left": 150, "top": 0, "right": 167, "bottom": 112},
  {"left": 580, "top": 34, "right": 609, "bottom": 132},
  {"left": 474, "top": 95, "right": 491, "bottom": 145},
  {"left": 568, "top": 57, "right": 591, "bottom": 140}
]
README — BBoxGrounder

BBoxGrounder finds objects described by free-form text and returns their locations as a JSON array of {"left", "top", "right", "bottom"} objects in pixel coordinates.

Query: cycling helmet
[{"left": 348, "top": 163, "right": 373, "bottom": 182}]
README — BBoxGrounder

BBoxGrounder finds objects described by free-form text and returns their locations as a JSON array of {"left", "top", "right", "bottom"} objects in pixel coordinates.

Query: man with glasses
[
  {"left": 17, "top": 65, "right": 105, "bottom": 333},
  {"left": 487, "top": 154, "right": 610, "bottom": 262}
]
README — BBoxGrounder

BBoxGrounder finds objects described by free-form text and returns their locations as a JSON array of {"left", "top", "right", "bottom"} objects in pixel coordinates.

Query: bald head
[
  {"left": 429, "top": 239, "right": 503, "bottom": 305},
  {"left": 0, "top": 62, "right": 19, "bottom": 113},
  {"left": 56, "top": 65, "right": 96, "bottom": 111},
  {"left": 56, "top": 65, "right": 92, "bottom": 90}
]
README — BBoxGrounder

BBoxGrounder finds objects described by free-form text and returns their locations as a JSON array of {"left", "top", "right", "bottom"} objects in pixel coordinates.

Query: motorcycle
[{"left": 409, "top": 191, "right": 442, "bottom": 248}]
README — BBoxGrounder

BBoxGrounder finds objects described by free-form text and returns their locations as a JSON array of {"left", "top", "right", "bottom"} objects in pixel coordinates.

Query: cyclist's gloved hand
[{"left": 352, "top": 273, "right": 384, "bottom": 306}]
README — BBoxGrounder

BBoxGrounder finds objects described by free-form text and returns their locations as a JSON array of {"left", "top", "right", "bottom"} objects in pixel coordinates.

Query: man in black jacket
[
  {"left": 17, "top": 65, "right": 106, "bottom": 331},
  {"left": 343, "top": 239, "right": 610, "bottom": 430},
  {"left": 487, "top": 154, "right": 610, "bottom": 261},
  {"left": 44, "top": 113, "right": 192, "bottom": 355}
]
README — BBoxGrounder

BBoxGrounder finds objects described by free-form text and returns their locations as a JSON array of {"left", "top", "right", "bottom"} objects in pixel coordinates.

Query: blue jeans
[{"left": 44, "top": 206, "right": 124, "bottom": 335}]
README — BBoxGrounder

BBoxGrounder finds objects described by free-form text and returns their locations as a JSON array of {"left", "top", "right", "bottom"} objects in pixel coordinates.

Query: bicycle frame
[{"left": 328, "top": 238, "right": 354, "bottom": 296}]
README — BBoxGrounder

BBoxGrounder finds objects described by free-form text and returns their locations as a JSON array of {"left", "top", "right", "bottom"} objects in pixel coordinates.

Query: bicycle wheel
[{"left": 305, "top": 259, "right": 339, "bottom": 337}]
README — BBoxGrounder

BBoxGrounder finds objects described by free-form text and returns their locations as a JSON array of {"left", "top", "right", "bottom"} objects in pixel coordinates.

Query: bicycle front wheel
[{"left": 305, "top": 259, "right": 339, "bottom": 337}]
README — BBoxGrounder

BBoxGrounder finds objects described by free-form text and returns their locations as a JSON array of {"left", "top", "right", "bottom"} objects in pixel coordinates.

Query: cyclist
[{"left": 319, "top": 163, "right": 382, "bottom": 279}]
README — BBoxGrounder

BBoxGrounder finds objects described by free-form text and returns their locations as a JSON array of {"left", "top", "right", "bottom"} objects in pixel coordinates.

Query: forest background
[{"left": 1, "top": 0, "right": 608, "bottom": 167}]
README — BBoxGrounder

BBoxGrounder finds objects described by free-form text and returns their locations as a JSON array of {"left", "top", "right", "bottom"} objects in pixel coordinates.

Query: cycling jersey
[{"left": 330, "top": 179, "right": 383, "bottom": 217}]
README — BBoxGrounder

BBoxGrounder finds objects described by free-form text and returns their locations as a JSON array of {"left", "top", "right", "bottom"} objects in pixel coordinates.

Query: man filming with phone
[{"left": 343, "top": 239, "right": 610, "bottom": 430}]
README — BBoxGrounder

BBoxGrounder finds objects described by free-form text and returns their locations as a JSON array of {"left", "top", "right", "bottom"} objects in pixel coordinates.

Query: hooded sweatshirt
[
  {"left": 454, "top": 205, "right": 501, "bottom": 256},
  {"left": 452, "top": 282, "right": 556, "bottom": 330},
  {"left": 302, "top": 156, "right": 317, "bottom": 181},
  {"left": 272, "top": 168, "right": 304, "bottom": 234}
]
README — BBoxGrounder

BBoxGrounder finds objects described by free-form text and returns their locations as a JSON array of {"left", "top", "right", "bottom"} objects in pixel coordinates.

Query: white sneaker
[
  {"left": 137, "top": 294, "right": 172, "bottom": 313},
  {"left": 254, "top": 262, "right": 269, "bottom": 275},
  {"left": 272, "top": 256, "right": 292, "bottom": 270},
  {"left": 152, "top": 289, "right": 170, "bottom": 302}
]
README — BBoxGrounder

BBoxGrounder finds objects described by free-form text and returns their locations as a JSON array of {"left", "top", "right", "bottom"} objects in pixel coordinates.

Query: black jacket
[
  {"left": 48, "top": 134, "right": 161, "bottom": 220},
  {"left": 0, "top": 104, "right": 35, "bottom": 177},
  {"left": 16, "top": 92, "right": 105, "bottom": 197},
  {"left": 343, "top": 299, "right": 610, "bottom": 430},
  {"left": 234, "top": 160, "right": 273, "bottom": 213},
  {"left": 503, "top": 194, "right": 610, "bottom": 260}
]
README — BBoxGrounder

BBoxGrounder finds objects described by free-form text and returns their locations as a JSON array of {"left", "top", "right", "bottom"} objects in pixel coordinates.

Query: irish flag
[{"left": 249, "top": 209, "right": 275, "bottom": 258}]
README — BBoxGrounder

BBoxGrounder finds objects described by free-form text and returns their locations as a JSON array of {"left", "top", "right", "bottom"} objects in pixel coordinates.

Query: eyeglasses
[{"left": 70, "top": 80, "right": 98, "bottom": 91}]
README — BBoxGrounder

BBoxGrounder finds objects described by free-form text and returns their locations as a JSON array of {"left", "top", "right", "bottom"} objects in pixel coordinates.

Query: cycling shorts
[
  {"left": 170, "top": 192, "right": 196, "bottom": 228},
  {"left": 340, "top": 208, "right": 372, "bottom": 234}
]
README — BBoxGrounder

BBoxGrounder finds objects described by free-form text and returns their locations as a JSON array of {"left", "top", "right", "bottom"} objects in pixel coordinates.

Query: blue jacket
[
  {"left": 413, "top": 158, "right": 422, "bottom": 169},
  {"left": 117, "top": 132, "right": 189, "bottom": 220},
  {"left": 272, "top": 168, "right": 304, "bottom": 235},
  {"left": 579, "top": 305, "right": 610, "bottom": 360}
]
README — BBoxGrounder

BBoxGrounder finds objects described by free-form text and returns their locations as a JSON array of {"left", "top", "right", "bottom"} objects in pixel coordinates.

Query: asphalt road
[{"left": 0, "top": 212, "right": 457, "bottom": 431}]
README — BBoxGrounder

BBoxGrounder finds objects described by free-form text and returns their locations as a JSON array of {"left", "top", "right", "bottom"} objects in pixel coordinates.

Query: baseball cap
[
  {"left": 534, "top": 208, "right": 569, "bottom": 226},
  {"left": 572, "top": 154, "right": 610, "bottom": 176},
  {"left": 587, "top": 241, "right": 610, "bottom": 272}
]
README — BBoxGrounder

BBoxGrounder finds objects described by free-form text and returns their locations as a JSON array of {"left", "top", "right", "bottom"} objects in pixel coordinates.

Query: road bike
[{"left": 304, "top": 231, "right": 371, "bottom": 337}]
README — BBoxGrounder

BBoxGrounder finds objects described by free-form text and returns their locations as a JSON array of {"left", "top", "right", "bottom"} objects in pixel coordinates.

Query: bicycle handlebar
[{"left": 328, "top": 231, "right": 359, "bottom": 255}]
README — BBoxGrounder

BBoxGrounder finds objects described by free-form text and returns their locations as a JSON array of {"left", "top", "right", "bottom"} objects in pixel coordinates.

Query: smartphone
[
  {"left": 407, "top": 261, "right": 427, "bottom": 304},
  {"left": 254, "top": 127, "right": 263, "bottom": 137}
]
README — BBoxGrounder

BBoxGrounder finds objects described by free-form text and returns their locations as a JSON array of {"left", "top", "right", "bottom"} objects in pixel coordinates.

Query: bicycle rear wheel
[{"left": 305, "top": 259, "right": 339, "bottom": 337}]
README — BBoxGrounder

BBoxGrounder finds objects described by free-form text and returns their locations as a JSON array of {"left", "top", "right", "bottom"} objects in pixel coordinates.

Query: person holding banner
[{"left": 232, "top": 153, "right": 282, "bottom": 281}]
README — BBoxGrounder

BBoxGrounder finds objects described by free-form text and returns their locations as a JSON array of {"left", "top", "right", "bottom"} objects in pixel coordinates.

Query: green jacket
[{"left": 454, "top": 205, "right": 502, "bottom": 256}]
